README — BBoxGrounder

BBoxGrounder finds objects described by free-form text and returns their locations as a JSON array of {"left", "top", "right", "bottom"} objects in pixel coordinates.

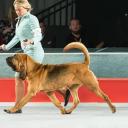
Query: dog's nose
[
  {"left": 6, "top": 57, "right": 12, "bottom": 63},
  {"left": 6, "top": 57, "right": 10, "bottom": 61}
]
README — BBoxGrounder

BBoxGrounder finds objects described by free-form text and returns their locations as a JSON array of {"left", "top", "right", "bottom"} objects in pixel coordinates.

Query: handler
[{"left": 0, "top": 0, "right": 44, "bottom": 113}]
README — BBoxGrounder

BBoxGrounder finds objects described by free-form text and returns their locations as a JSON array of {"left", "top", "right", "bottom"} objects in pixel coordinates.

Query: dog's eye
[
  {"left": 13, "top": 55, "right": 16, "bottom": 58},
  {"left": 13, "top": 55, "right": 18, "bottom": 60}
]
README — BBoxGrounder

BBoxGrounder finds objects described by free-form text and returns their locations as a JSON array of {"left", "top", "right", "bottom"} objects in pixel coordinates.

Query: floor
[{"left": 0, "top": 103, "right": 128, "bottom": 128}]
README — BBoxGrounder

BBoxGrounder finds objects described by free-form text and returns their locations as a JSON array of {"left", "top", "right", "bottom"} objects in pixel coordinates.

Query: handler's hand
[
  {"left": 22, "top": 39, "right": 33, "bottom": 46},
  {"left": 0, "top": 44, "right": 6, "bottom": 50}
]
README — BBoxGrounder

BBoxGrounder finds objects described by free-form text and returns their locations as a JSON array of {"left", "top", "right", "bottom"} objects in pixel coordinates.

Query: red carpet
[{"left": 0, "top": 78, "right": 128, "bottom": 102}]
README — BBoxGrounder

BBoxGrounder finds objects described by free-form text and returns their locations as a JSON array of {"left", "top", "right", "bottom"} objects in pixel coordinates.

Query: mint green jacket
[{"left": 5, "top": 12, "right": 44, "bottom": 63}]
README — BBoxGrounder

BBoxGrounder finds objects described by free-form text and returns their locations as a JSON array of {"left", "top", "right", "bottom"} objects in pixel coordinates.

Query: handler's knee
[{"left": 15, "top": 77, "right": 24, "bottom": 86}]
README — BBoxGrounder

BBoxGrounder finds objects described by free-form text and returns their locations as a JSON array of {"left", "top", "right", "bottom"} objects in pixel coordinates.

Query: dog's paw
[
  {"left": 65, "top": 109, "right": 72, "bottom": 114},
  {"left": 61, "top": 108, "right": 68, "bottom": 114},
  {"left": 3, "top": 108, "right": 22, "bottom": 114},
  {"left": 111, "top": 105, "right": 116, "bottom": 113},
  {"left": 61, "top": 108, "right": 72, "bottom": 114},
  {"left": 61, "top": 109, "right": 72, "bottom": 114}
]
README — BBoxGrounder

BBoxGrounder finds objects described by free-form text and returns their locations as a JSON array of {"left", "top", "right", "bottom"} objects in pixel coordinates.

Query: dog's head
[{"left": 6, "top": 53, "right": 28, "bottom": 80}]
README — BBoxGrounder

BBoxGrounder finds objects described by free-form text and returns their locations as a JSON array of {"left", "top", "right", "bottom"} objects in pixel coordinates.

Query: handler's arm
[
  {"left": 29, "top": 16, "right": 43, "bottom": 43},
  {"left": 5, "top": 34, "right": 20, "bottom": 50}
]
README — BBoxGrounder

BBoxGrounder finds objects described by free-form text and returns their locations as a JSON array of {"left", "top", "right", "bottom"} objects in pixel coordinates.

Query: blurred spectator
[
  {"left": 1, "top": 20, "right": 15, "bottom": 44},
  {"left": 8, "top": 5, "right": 17, "bottom": 28},
  {"left": 40, "top": 20, "right": 56, "bottom": 48},
  {"left": 2, "top": 27, "right": 14, "bottom": 44},
  {"left": 7, "top": 4, "right": 20, "bottom": 48},
  {"left": 0, "top": 35, "right": 4, "bottom": 45},
  {"left": 0, "top": 20, "right": 6, "bottom": 45},
  {"left": 0, "top": 19, "right": 20, "bottom": 48},
  {"left": 65, "top": 18, "right": 93, "bottom": 48}
]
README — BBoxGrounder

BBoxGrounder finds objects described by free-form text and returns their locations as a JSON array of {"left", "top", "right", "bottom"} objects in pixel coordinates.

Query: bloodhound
[{"left": 5, "top": 42, "right": 116, "bottom": 114}]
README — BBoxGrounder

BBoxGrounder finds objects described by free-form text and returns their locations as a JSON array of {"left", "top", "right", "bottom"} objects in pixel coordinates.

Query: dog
[{"left": 5, "top": 42, "right": 116, "bottom": 114}]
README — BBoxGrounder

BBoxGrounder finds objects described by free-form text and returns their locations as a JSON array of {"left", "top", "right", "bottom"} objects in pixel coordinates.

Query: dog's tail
[{"left": 63, "top": 42, "right": 90, "bottom": 65}]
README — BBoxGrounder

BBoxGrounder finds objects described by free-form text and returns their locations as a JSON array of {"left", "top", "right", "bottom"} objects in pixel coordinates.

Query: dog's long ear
[
  {"left": 19, "top": 71, "right": 27, "bottom": 80},
  {"left": 18, "top": 54, "right": 28, "bottom": 80}
]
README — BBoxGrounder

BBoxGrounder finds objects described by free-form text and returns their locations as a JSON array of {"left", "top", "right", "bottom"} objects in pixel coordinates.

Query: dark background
[
  {"left": 76, "top": 0, "right": 128, "bottom": 47},
  {"left": 1, "top": 0, "right": 128, "bottom": 48}
]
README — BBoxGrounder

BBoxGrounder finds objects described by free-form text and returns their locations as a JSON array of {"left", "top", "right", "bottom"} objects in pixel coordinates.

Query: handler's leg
[
  {"left": 4, "top": 77, "right": 24, "bottom": 113},
  {"left": 15, "top": 77, "right": 25, "bottom": 104}
]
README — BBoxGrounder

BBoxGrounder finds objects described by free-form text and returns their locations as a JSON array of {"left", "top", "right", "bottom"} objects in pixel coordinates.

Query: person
[
  {"left": 8, "top": 3, "right": 17, "bottom": 28},
  {"left": 0, "top": 35, "right": 4, "bottom": 46},
  {"left": 0, "top": 0, "right": 45, "bottom": 113},
  {"left": 65, "top": 18, "right": 93, "bottom": 48},
  {"left": 0, "top": 0, "right": 70, "bottom": 113},
  {"left": 0, "top": 20, "right": 8, "bottom": 45},
  {"left": 39, "top": 20, "right": 56, "bottom": 48},
  {"left": 1, "top": 21, "right": 16, "bottom": 46}
]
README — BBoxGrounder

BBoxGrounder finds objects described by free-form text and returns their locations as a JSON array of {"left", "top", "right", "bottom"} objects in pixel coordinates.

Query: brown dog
[{"left": 5, "top": 42, "right": 116, "bottom": 114}]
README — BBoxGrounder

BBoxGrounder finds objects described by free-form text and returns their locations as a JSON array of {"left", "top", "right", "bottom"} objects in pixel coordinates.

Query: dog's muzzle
[{"left": 6, "top": 57, "right": 16, "bottom": 71}]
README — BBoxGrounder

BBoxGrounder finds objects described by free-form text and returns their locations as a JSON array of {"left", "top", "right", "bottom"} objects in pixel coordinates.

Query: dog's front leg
[
  {"left": 5, "top": 89, "right": 36, "bottom": 113},
  {"left": 46, "top": 92, "right": 67, "bottom": 114}
]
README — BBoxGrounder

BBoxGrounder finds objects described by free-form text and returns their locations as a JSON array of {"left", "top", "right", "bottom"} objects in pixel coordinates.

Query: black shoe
[
  {"left": 4, "top": 109, "right": 22, "bottom": 114},
  {"left": 64, "top": 89, "right": 71, "bottom": 106}
]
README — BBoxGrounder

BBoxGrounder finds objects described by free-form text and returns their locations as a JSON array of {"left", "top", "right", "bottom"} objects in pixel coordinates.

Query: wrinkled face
[
  {"left": 6, "top": 53, "right": 27, "bottom": 72},
  {"left": 6, "top": 53, "right": 27, "bottom": 80},
  {"left": 6, "top": 55, "right": 17, "bottom": 71}
]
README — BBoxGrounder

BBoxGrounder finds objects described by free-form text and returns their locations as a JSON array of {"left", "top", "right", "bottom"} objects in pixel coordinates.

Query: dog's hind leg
[
  {"left": 65, "top": 85, "right": 80, "bottom": 114},
  {"left": 57, "top": 89, "right": 71, "bottom": 106},
  {"left": 93, "top": 88, "right": 116, "bottom": 113},
  {"left": 80, "top": 71, "right": 116, "bottom": 113},
  {"left": 46, "top": 92, "right": 67, "bottom": 114},
  {"left": 85, "top": 83, "right": 116, "bottom": 113}
]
